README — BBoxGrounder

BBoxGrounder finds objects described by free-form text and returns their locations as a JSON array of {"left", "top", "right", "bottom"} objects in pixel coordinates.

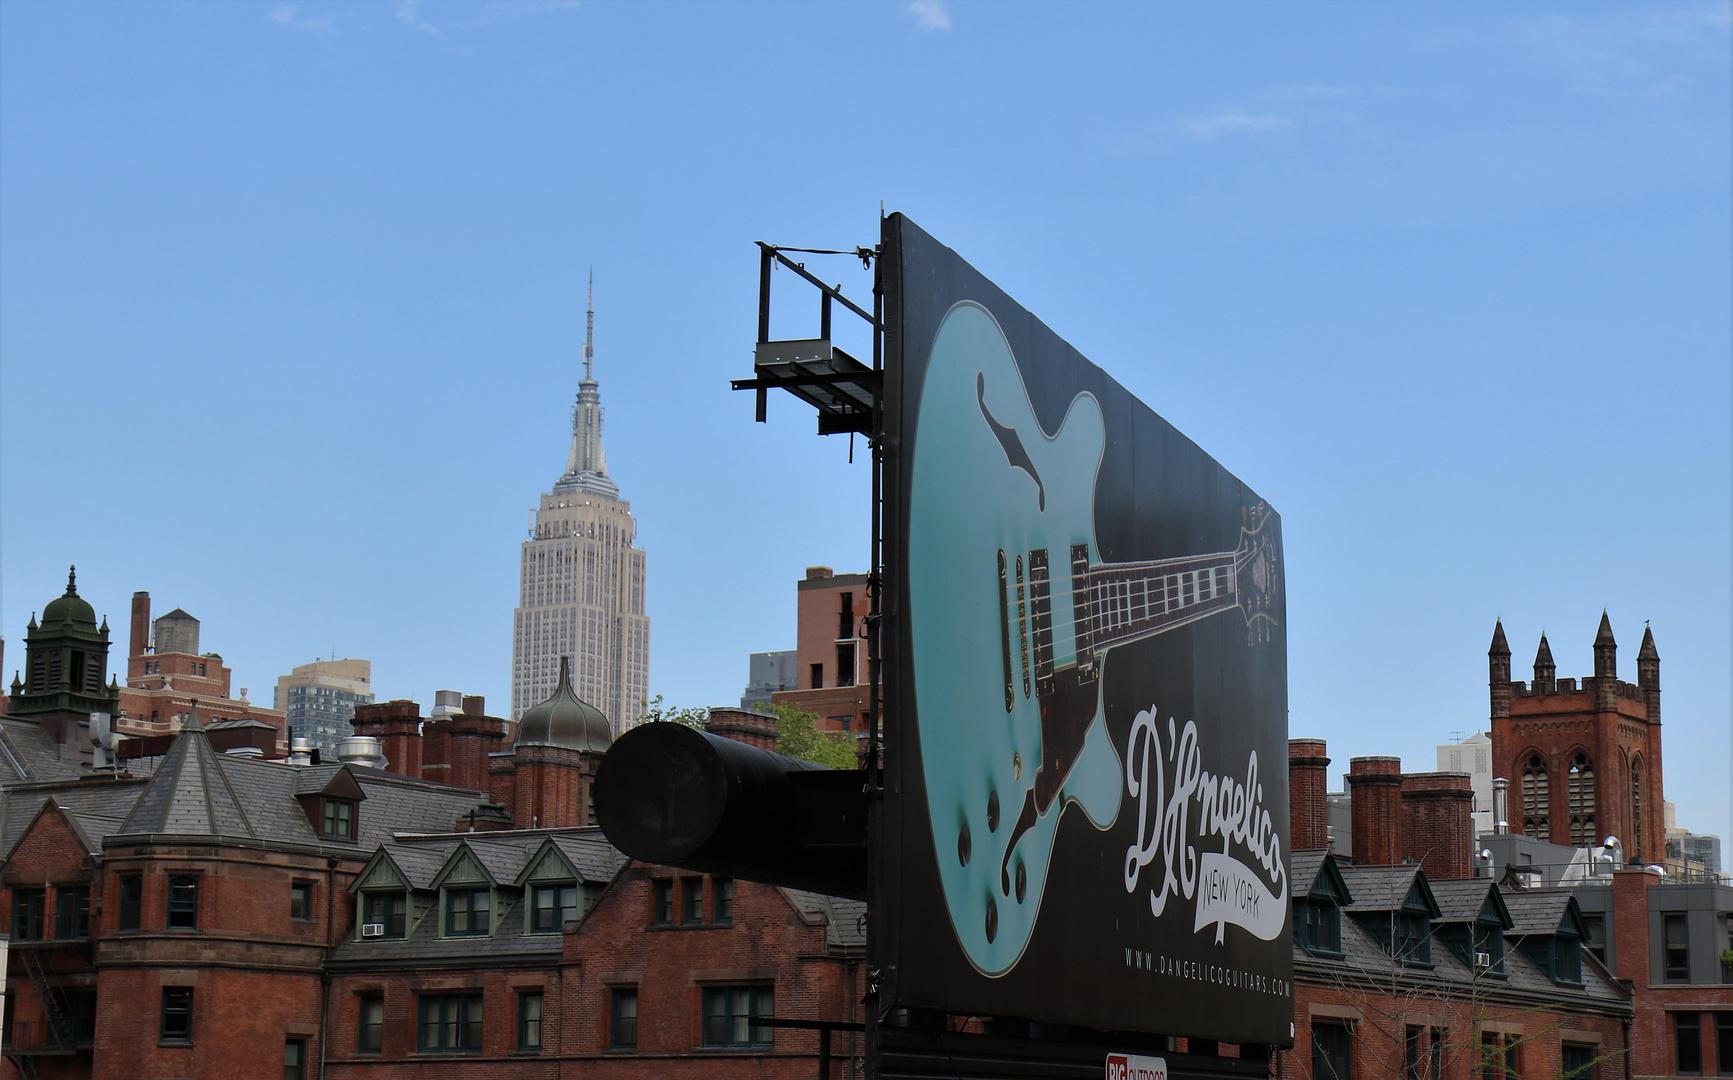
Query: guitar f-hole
[{"left": 998, "top": 549, "right": 1013, "bottom": 713}]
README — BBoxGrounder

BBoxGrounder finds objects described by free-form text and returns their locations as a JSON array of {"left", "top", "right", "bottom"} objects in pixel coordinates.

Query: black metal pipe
[{"left": 594, "top": 722, "right": 868, "bottom": 899}]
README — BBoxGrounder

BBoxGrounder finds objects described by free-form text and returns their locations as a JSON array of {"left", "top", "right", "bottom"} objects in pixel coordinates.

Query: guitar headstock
[{"left": 1233, "top": 503, "right": 1280, "bottom": 644}]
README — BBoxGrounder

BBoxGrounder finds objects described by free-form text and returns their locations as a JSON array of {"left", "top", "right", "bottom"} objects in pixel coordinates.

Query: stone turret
[
  {"left": 1532, "top": 633, "right": 1556, "bottom": 693},
  {"left": 1593, "top": 612, "right": 1617, "bottom": 712},
  {"left": 1636, "top": 625, "right": 1660, "bottom": 725},
  {"left": 1489, "top": 620, "right": 1512, "bottom": 721}
]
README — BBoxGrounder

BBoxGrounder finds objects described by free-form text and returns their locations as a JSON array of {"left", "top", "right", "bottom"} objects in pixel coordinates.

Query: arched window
[
  {"left": 1521, "top": 753, "right": 1549, "bottom": 839},
  {"left": 1566, "top": 752, "right": 1595, "bottom": 846},
  {"left": 1629, "top": 758, "right": 1644, "bottom": 862}
]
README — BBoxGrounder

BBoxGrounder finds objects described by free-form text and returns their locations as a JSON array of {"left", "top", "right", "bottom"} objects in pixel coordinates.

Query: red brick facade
[
  {"left": 772, "top": 567, "right": 870, "bottom": 733},
  {"left": 1289, "top": 740, "right": 1331, "bottom": 853},
  {"left": 1488, "top": 618, "right": 1666, "bottom": 863},
  {"left": 1400, "top": 774, "right": 1475, "bottom": 882}
]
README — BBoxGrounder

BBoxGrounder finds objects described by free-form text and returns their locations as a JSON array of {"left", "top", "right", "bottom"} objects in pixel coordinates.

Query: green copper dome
[
  {"left": 41, "top": 566, "right": 96, "bottom": 627},
  {"left": 517, "top": 655, "right": 612, "bottom": 752}
]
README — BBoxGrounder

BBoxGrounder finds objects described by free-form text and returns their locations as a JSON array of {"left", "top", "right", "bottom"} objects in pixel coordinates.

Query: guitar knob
[
  {"left": 958, "top": 822, "right": 971, "bottom": 866},
  {"left": 985, "top": 897, "right": 998, "bottom": 943},
  {"left": 1015, "top": 861, "right": 1027, "bottom": 903},
  {"left": 987, "top": 790, "right": 1000, "bottom": 832}
]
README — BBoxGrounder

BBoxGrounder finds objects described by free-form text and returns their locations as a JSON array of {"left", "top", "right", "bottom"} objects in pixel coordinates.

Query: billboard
[{"left": 877, "top": 215, "right": 1291, "bottom": 1044}]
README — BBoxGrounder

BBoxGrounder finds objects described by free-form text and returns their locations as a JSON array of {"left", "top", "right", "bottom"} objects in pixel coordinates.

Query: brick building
[
  {"left": 1487, "top": 616, "right": 1665, "bottom": 863},
  {"left": 771, "top": 567, "right": 870, "bottom": 734},
  {"left": 118, "top": 590, "right": 288, "bottom": 745},
  {"left": 1286, "top": 739, "right": 1633, "bottom": 1080},
  {"left": 0, "top": 661, "right": 865, "bottom": 1080}
]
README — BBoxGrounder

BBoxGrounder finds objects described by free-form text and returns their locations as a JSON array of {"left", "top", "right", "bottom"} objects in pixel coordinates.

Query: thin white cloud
[
  {"left": 907, "top": 1, "right": 951, "bottom": 32},
  {"left": 396, "top": 0, "right": 441, "bottom": 35},
  {"left": 1497, "top": 4, "right": 1729, "bottom": 98},
  {"left": 268, "top": 4, "right": 335, "bottom": 32},
  {"left": 1182, "top": 113, "right": 1291, "bottom": 141},
  {"left": 482, "top": 0, "right": 582, "bottom": 18}
]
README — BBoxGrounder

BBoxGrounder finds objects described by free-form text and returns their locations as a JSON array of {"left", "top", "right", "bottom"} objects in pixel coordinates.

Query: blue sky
[{"left": 3, "top": 1, "right": 1728, "bottom": 837}]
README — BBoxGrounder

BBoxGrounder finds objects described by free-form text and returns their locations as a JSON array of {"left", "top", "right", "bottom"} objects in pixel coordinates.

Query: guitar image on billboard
[{"left": 908, "top": 301, "right": 1278, "bottom": 976}]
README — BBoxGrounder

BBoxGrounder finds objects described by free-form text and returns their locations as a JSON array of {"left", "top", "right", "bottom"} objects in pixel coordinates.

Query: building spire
[
  {"left": 584, "top": 266, "right": 595, "bottom": 383},
  {"left": 556, "top": 269, "right": 618, "bottom": 499}
]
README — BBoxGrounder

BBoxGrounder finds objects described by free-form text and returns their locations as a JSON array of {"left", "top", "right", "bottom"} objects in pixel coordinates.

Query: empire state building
[{"left": 511, "top": 279, "right": 649, "bottom": 733}]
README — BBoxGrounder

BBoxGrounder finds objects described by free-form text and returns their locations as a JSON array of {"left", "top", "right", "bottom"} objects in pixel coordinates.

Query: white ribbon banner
[{"left": 1193, "top": 851, "right": 1286, "bottom": 944}]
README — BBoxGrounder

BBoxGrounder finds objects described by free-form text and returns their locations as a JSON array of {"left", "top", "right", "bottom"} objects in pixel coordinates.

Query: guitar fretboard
[
  {"left": 998, "top": 543, "right": 1247, "bottom": 711},
  {"left": 1081, "top": 551, "right": 1239, "bottom": 655}
]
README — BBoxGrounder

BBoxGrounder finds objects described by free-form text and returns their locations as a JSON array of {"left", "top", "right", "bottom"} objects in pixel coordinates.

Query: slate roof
[
  {"left": 462, "top": 837, "right": 535, "bottom": 885},
  {"left": 1340, "top": 865, "right": 1428, "bottom": 913},
  {"left": 548, "top": 832, "right": 627, "bottom": 883},
  {"left": 0, "top": 719, "right": 82, "bottom": 784},
  {"left": 118, "top": 724, "right": 256, "bottom": 838},
  {"left": 1431, "top": 878, "right": 1505, "bottom": 924},
  {"left": 1, "top": 779, "right": 150, "bottom": 856},
  {"left": 1294, "top": 862, "right": 1628, "bottom": 1013},
  {"left": 784, "top": 889, "right": 868, "bottom": 951},
  {"left": 1501, "top": 888, "right": 1578, "bottom": 936},
  {"left": 327, "top": 880, "right": 563, "bottom": 966},
  {"left": 1290, "top": 849, "right": 1330, "bottom": 897},
  {"left": 377, "top": 843, "right": 452, "bottom": 890}
]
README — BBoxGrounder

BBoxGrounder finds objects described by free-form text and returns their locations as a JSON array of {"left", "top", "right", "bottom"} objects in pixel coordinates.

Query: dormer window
[
  {"left": 362, "top": 892, "right": 406, "bottom": 939},
  {"left": 446, "top": 888, "right": 490, "bottom": 936},
  {"left": 530, "top": 884, "right": 578, "bottom": 934},
  {"left": 1393, "top": 912, "right": 1432, "bottom": 965},
  {"left": 1295, "top": 897, "right": 1342, "bottom": 954},
  {"left": 322, "top": 799, "right": 355, "bottom": 841}
]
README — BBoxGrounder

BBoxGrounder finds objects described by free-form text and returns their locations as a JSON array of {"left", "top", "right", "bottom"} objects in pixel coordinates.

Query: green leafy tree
[
  {"left": 636, "top": 694, "right": 709, "bottom": 728},
  {"left": 757, "top": 701, "right": 859, "bottom": 770}
]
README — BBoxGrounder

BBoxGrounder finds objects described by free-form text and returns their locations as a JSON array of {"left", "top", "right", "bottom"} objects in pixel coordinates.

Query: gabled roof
[
  {"left": 428, "top": 838, "right": 534, "bottom": 891},
  {"left": 1340, "top": 864, "right": 1441, "bottom": 920},
  {"left": 1501, "top": 888, "right": 1588, "bottom": 938},
  {"left": 548, "top": 831, "right": 627, "bottom": 883},
  {"left": 1, "top": 797, "right": 98, "bottom": 862},
  {"left": 293, "top": 764, "right": 366, "bottom": 801},
  {"left": 1431, "top": 878, "right": 1513, "bottom": 929},
  {"left": 1290, "top": 849, "right": 1353, "bottom": 904},
  {"left": 117, "top": 718, "right": 255, "bottom": 839},
  {"left": 783, "top": 888, "right": 867, "bottom": 951},
  {"left": 351, "top": 842, "right": 448, "bottom": 893}
]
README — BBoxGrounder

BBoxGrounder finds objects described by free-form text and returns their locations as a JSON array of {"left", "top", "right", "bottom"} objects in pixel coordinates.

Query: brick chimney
[
  {"left": 1347, "top": 756, "right": 1404, "bottom": 866},
  {"left": 1289, "top": 738, "right": 1331, "bottom": 851},
  {"left": 131, "top": 591, "right": 151, "bottom": 659},
  {"left": 1400, "top": 772, "right": 1474, "bottom": 879},
  {"left": 1611, "top": 865, "right": 1658, "bottom": 984},
  {"left": 352, "top": 700, "right": 423, "bottom": 779},
  {"left": 705, "top": 707, "right": 777, "bottom": 751}
]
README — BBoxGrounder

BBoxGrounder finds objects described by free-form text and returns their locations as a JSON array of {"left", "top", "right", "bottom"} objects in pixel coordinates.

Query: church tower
[
  {"left": 9, "top": 567, "right": 121, "bottom": 745},
  {"left": 511, "top": 277, "right": 650, "bottom": 734},
  {"left": 1487, "top": 614, "right": 1665, "bottom": 863}
]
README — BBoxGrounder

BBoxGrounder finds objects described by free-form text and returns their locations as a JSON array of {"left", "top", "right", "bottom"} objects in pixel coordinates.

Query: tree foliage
[
  {"left": 636, "top": 694, "right": 710, "bottom": 728},
  {"left": 634, "top": 697, "right": 858, "bottom": 770},
  {"left": 759, "top": 701, "right": 859, "bottom": 770}
]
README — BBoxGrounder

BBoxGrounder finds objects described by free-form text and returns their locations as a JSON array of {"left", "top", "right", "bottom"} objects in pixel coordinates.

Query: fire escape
[{"left": 4, "top": 936, "right": 94, "bottom": 1077}]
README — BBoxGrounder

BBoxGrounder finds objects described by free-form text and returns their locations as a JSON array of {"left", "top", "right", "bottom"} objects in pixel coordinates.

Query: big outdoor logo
[
  {"left": 908, "top": 301, "right": 1282, "bottom": 976},
  {"left": 1124, "top": 709, "right": 1288, "bottom": 944}
]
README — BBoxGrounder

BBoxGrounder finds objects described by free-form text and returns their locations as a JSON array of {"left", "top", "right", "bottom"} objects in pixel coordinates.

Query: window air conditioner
[
  {"left": 361, "top": 923, "right": 386, "bottom": 938},
  {"left": 1474, "top": 951, "right": 1492, "bottom": 969}
]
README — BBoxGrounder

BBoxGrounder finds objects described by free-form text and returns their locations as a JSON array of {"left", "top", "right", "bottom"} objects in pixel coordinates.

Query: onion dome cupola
[
  {"left": 12, "top": 565, "right": 118, "bottom": 720},
  {"left": 42, "top": 566, "right": 97, "bottom": 628},
  {"left": 516, "top": 655, "right": 612, "bottom": 752}
]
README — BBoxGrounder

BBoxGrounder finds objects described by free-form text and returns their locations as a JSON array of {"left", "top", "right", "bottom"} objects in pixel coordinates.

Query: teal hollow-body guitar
[{"left": 908, "top": 302, "right": 1277, "bottom": 976}]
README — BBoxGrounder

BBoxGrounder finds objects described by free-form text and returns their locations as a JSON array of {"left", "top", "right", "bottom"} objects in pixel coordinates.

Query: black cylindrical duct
[{"left": 594, "top": 722, "right": 867, "bottom": 900}]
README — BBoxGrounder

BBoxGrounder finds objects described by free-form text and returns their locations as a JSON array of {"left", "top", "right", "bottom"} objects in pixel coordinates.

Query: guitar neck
[{"left": 1079, "top": 549, "right": 1239, "bottom": 655}]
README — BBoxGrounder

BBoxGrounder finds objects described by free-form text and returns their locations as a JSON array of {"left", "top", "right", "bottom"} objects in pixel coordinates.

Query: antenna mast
[{"left": 584, "top": 267, "right": 595, "bottom": 381}]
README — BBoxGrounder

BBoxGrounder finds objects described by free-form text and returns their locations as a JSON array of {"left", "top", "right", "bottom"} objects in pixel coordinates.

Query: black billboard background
[{"left": 875, "top": 214, "right": 1292, "bottom": 1045}]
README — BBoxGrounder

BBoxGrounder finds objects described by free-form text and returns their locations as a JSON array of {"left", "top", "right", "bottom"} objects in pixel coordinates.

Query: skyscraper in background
[
  {"left": 274, "top": 657, "right": 374, "bottom": 755},
  {"left": 512, "top": 277, "right": 649, "bottom": 734}
]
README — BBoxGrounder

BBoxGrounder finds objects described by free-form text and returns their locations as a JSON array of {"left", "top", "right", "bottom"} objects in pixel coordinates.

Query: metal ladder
[{"left": 15, "top": 947, "right": 77, "bottom": 1052}]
